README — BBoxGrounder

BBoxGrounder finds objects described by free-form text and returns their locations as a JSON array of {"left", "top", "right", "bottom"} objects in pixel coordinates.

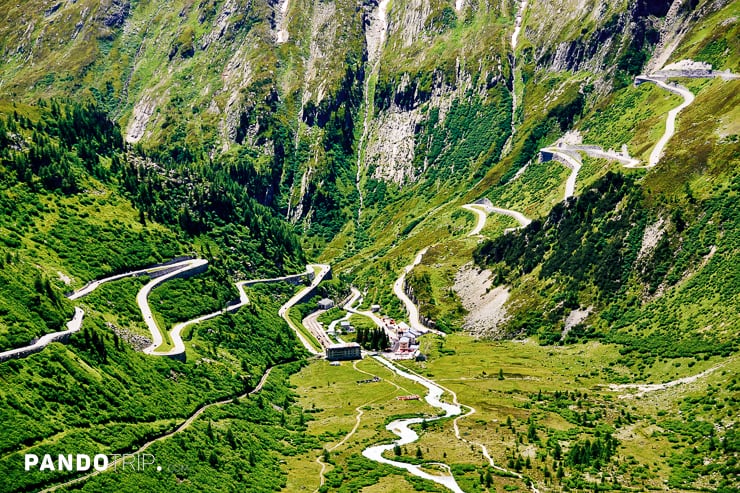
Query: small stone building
[{"left": 318, "top": 298, "right": 335, "bottom": 310}]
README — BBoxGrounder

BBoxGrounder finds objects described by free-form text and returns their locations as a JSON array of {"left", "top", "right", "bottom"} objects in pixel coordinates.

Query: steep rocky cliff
[{"left": 0, "top": 0, "right": 736, "bottom": 243}]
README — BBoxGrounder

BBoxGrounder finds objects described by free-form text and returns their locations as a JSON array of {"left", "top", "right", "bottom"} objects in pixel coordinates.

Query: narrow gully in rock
[{"left": 355, "top": 0, "right": 391, "bottom": 220}]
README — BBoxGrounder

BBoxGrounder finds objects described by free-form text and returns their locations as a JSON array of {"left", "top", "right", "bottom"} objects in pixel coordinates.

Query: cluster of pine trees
[
  {"left": 473, "top": 172, "right": 646, "bottom": 342},
  {"left": 0, "top": 100, "right": 122, "bottom": 192},
  {"left": 566, "top": 433, "right": 618, "bottom": 470},
  {"left": 79, "top": 325, "right": 111, "bottom": 363},
  {"left": 355, "top": 327, "right": 390, "bottom": 351},
  {"left": 0, "top": 97, "right": 306, "bottom": 279},
  {"left": 121, "top": 144, "right": 305, "bottom": 276}
]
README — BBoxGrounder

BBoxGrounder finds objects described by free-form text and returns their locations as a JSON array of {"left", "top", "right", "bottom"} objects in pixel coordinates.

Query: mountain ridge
[{"left": 0, "top": 0, "right": 738, "bottom": 491}]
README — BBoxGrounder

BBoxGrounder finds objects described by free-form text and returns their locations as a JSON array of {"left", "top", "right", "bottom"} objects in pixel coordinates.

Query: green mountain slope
[{"left": 0, "top": 0, "right": 738, "bottom": 492}]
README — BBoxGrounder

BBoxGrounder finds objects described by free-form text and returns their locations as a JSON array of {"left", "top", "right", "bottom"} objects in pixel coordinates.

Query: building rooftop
[{"left": 328, "top": 342, "right": 361, "bottom": 349}]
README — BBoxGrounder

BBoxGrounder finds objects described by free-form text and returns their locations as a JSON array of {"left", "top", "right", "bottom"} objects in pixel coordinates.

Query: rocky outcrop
[
  {"left": 200, "top": 0, "right": 238, "bottom": 50},
  {"left": 126, "top": 93, "right": 158, "bottom": 143},
  {"left": 644, "top": 0, "right": 733, "bottom": 73},
  {"left": 101, "top": 0, "right": 131, "bottom": 28},
  {"left": 527, "top": 0, "right": 670, "bottom": 74},
  {"left": 366, "top": 65, "right": 488, "bottom": 186},
  {"left": 275, "top": 0, "right": 291, "bottom": 44},
  {"left": 367, "top": 107, "right": 420, "bottom": 184},
  {"left": 637, "top": 218, "right": 666, "bottom": 261},
  {"left": 387, "top": 0, "right": 432, "bottom": 48},
  {"left": 301, "top": 0, "right": 338, "bottom": 108},
  {"left": 219, "top": 47, "right": 254, "bottom": 148}
]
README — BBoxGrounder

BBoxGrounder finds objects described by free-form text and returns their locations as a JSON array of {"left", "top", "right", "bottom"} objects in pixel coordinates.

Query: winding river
[{"left": 362, "top": 356, "right": 465, "bottom": 493}]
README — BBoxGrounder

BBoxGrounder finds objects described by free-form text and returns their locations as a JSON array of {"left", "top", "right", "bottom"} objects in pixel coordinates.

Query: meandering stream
[{"left": 362, "top": 356, "right": 465, "bottom": 493}]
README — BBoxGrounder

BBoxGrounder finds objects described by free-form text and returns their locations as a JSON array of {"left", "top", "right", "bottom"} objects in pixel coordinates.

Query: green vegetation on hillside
[
  {"left": 148, "top": 267, "right": 238, "bottom": 329},
  {"left": 0, "top": 101, "right": 181, "bottom": 350},
  {"left": 0, "top": 286, "right": 307, "bottom": 493},
  {"left": 397, "top": 334, "right": 739, "bottom": 493},
  {"left": 0, "top": 1, "right": 737, "bottom": 492},
  {"left": 474, "top": 169, "right": 739, "bottom": 364},
  {"left": 0, "top": 95, "right": 310, "bottom": 350}
]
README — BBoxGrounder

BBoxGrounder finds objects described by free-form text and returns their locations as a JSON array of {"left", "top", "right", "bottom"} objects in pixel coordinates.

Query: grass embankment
[
  {"left": 287, "top": 307, "right": 323, "bottom": 353},
  {"left": 348, "top": 314, "right": 377, "bottom": 332},
  {"left": 579, "top": 82, "right": 682, "bottom": 161},
  {"left": 317, "top": 307, "right": 347, "bottom": 326}
]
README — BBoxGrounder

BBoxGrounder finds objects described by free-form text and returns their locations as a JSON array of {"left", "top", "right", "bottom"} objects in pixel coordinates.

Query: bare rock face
[
  {"left": 526, "top": 0, "right": 680, "bottom": 74},
  {"left": 109, "top": 323, "right": 152, "bottom": 352},
  {"left": 367, "top": 107, "right": 420, "bottom": 185},
  {"left": 126, "top": 94, "right": 158, "bottom": 143},
  {"left": 219, "top": 48, "right": 253, "bottom": 148},
  {"left": 561, "top": 306, "right": 592, "bottom": 341},
  {"left": 302, "top": 0, "right": 338, "bottom": 108},
  {"left": 200, "top": 0, "right": 237, "bottom": 50},
  {"left": 454, "top": 263, "right": 511, "bottom": 337},
  {"left": 366, "top": 66, "right": 481, "bottom": 186},
  {"left": 637, "top": 218, "right": 666, "bottom": 261},
  {"left": 388, "top": 0, "right": 432, "bottom": 47}
]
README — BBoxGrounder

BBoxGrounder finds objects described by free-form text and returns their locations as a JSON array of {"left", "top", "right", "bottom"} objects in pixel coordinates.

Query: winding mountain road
[
  {"left": 461, "top": 204, "right": 489, "bottom": 236},
  {"left": 463, "top": 201, "right": 531, "bottom": 236},
  {"left": 392, "top": 196, "right": 534, "bottom": 338},
  {"left": 0, "top": 307, "right": 84, "bottom": 360},
  {"left": 347, "top": 62, "right": 733, "bottom": 493},
  {"left": 0, "top": 259, "right": 205, "bottom": 361},
  {"left": 139, "top": 259, "right": 208, "bottom": 355},
  {"left": 2, "top": 260, "right": 324, "bottom": 361},
  {"left": 392, "top": 247, "right": 446, "bottom": 337},
  {"left": 343, "top": 287, "right": 386, "bottom": 329},
  {"left": 278, "top": 264, "right": 331, "bottom": 355},
  {"left": 564, "top": 145, "right": 640, "bottom": 167},
  {"left": 490, "top": 206, "right": 531, "bottom": 228},
  {"left": 143, "top": 263, "right": 319, "bottom": 357},
  {"left": 544, "top": 72, "right": 702, "bottom": 174},
  {"left": 68, "top": 262, "right": 183, "bottom": 301},
  {"left": 541, "top": 147, "right": 582, "bottom": 199},
  {"left": 638, "top": 77, "right": 695, "bottom": 168}
]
